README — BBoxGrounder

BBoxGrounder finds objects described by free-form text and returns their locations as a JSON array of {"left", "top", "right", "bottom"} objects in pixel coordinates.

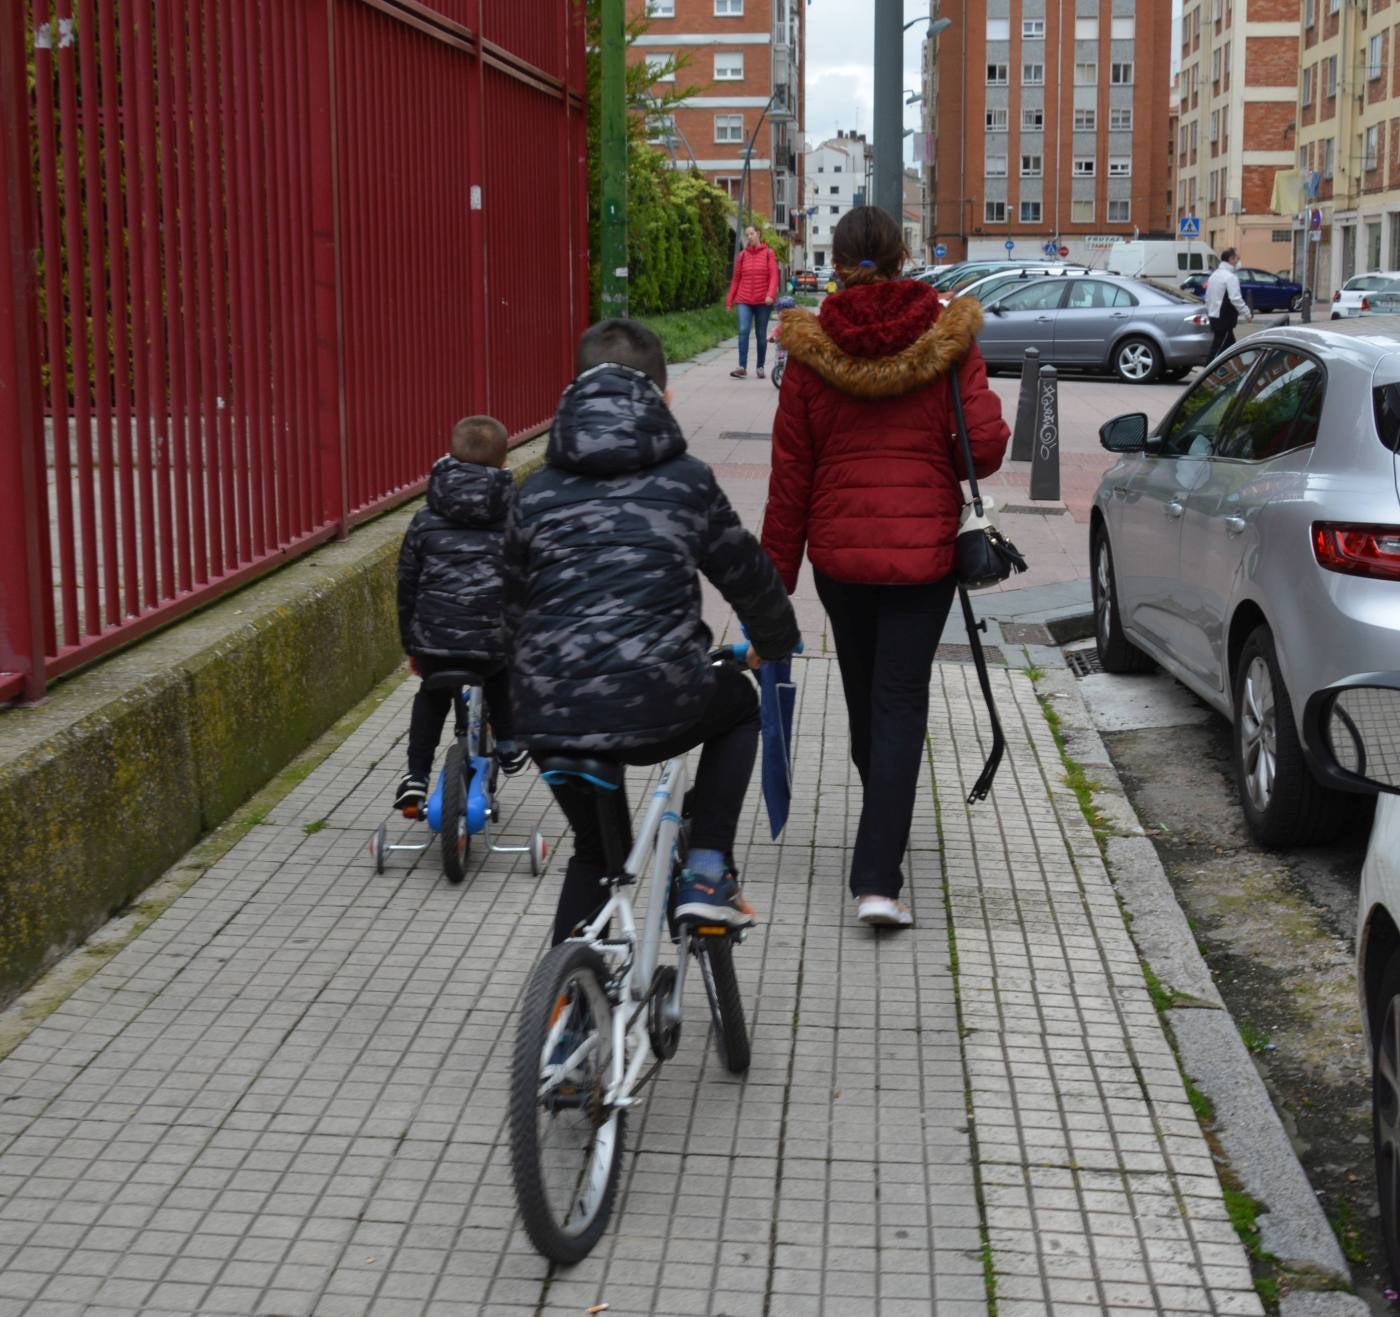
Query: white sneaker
[{"left": 856, "top": 895, "right": 914, "bottom": 928}]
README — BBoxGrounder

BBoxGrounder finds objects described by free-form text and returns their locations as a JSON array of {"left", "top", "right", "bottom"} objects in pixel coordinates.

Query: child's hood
[
  {"left": 425, "top": 457, "right": 513, "bottom": 527},
  {"left": 546, "top": 363, "right": 687, "bottom": 477}
]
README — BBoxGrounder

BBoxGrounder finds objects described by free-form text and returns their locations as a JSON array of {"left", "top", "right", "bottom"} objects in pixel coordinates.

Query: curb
[{"left": 1035, "top": 664, "right": 1354, "bottom": 1292}]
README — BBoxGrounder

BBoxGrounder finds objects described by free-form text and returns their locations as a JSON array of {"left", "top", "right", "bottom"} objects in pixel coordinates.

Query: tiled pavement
[{"left": 0, "top": 347, "right": 1265, "bottom": 1316}]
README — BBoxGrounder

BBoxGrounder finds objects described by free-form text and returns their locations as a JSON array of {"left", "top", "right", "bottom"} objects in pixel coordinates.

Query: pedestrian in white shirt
[{"left": 1204, "top": 248, "right": 1252, "bottom": 359}]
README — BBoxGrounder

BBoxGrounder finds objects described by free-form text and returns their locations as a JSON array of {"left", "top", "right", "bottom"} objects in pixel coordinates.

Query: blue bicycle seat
[{"left": 538, "top": 756, "right": 624, "bottom": 791}]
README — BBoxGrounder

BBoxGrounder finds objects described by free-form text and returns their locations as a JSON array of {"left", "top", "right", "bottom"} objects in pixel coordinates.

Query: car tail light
[
  {"left": 1185, "top": 312, "right": 1210, "bottom": 326},
  {"left": 1333, "top": 290, "right": 1342, "bottom": 302},
  {"left": 1362, "top": 297, "right": 1372, "bottom": 312},
  {"left": 1312, "top": 523, "right": 1400, "bottom": 580}
]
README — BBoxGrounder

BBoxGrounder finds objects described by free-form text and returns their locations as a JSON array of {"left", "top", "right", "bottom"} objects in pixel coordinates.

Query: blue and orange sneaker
[{"left": 674, "top": 869, "right": 755, "bottom": 929}]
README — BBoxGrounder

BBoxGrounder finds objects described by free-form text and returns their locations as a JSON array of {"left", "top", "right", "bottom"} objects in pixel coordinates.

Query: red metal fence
[{"left": 0, "top": 0, "right": 589, "bottom": 703}]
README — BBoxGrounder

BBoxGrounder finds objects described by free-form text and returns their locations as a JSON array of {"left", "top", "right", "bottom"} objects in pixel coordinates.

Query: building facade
[
  {"left": 924, "top": 0, "right": 1173, "bottom": 260},
  {"left": 802, "top": 132, "right": 870, "bottom": 268},
  {"left": 1174, "top": 0, "right": 1297, "bottom": 274},
  {"left": 630, "top": 0, "right": 805, "bottom": 256},
  {"left": 904, "top": 167, "right": 927, "bottom": 259}
]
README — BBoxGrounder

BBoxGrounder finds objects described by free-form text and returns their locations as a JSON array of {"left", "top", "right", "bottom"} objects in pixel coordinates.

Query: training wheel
[
  {"left": 529, "top": 828, "right": 548, "bottom": 878},
  {"left": 371, "top": 822, "right": 387, "bottom": 875}
]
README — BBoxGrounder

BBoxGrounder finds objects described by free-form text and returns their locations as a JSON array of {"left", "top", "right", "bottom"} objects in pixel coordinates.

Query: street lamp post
[
  {"left": 873, "top": 7, "right": 951, "bottom": 224},
  {"left": 733, "top": 88, "right": 792, "bottom": 262}
]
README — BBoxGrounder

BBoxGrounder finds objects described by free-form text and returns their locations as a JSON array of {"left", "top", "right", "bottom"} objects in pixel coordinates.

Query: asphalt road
[{"left": 1071, "top": 660, "right": 1387, "bottom": 1311}]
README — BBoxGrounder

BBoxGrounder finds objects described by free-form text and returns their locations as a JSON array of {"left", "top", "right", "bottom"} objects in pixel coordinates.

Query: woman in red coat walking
[
  {"left": 762, "top": 207, "right": 1009, "bottom": 928},
  {"left": 726, "top": 225, "right": 779, "bottom": 379}
]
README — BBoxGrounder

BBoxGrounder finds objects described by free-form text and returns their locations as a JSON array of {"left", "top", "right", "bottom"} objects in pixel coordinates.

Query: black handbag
[{"left": 949, "top": 371, "right": 1028, "bottom": 589}]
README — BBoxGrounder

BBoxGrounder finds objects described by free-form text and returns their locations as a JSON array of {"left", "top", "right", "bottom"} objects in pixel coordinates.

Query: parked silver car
[
  {"left": 1091, "top": 322, "right": 1400, "bottom": 844},
  {"left": 976, "top": 273, "right": 1214, "bottom": 383}
]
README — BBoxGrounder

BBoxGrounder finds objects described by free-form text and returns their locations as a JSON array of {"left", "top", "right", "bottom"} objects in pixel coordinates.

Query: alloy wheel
[
  {"left": 1377, "top": 992, "right": 1400, "bottom": 1267},
  {"left": 1239, "top": 656, "right": 1277, "bottom": 812},
  {"left": 1117, "top": 341, "right": 1157, "bottom": 381},
  {"left": 1095, "top": 542, "right": 1113, "bottom": 650}
]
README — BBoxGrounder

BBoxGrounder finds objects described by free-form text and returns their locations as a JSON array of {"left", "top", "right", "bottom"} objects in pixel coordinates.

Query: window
[
  {"left": 1111, "top": 62, "right": 1134, "bottom": 84},
  {"left": 987, "top": 107, "right": 1009, "bottom": 131},
  {"left": 985, "top": 200, "right": 1007, "bottom": 223},
  {"left": 1220, "top": 351, "right": 1324, "bottom": 461},
  {"left": 1110, "top": 106, "right": 1132, "bottom": 130},
  {"left": 1211, "top": 48, "right": 1222, "bottom": 82},
  {"left": 986, "top": 18, "right": 1010, "bottom": 39},
  {"left": 829, "top": 185, "right": 839, "bottom": 194},
  {"left": 1065, "top": 280, "right": 1137, "bottom": 309},
  {"left": 1366, "top": 125, "right": 1380, "bottom": 170},
  {"left": 1331, "top": 0, "right": 1342, "bottom": 12},
  {"left": 1023, "top": 19, "right": 1046, "bottom": 38},
  {"left": 1305, "top": 0, "right": 1315, "bottom": 24},
  {"left": 1370, "top": 36, "right": 1383, "bottom": 80},
  {"left": 715, "top": 51, "right": 744, "bottom": 80},
  {"left": 833, "top": 164, "right": 842, "bottom": 172},
  {"left": 816, "top": 165, "right": 824, "bottom": 173},
  {"left": 1072, "top": 199, "right": 1095, "bottom": 222},
  {"left": 1108, "top": 199, "right": 1131, "bottom": 222},
  {"left": 1074, "top": 108, "right": 1097, "bottom": 130},
  {"left": 1020, "top": 200, "right": 1043, "bottom": 223},
  {"left": 714, "top": 0, "right": 742, "bottom": 13},
  {"left": 714, "top": 114, "right": 744, "bottom": 143},
  {"left": 999, "top": 280, "right": 1063, "bottom": 311},
  {"left": 987, "top": 63, "right": 1009, "bottom": 84},
  {"left": 1073, "top": 157, "right": 1096, "bottom": 177},
  {"left": 1075, "top": 62, "right": 1098, "bottom": 85},
  {"left": 1111, "top": 16, "right": 1136, "bottom": 38},
  {"left": 829, "top": 205, "right": 839, "bottom": 214},
  {"left": 646, "top": 53, "right": 675, "bottom": 83},
  {"left": 1180, "top": 126, "right": 1188, "bottom": 154},
  {"left": 1209, "top": 170, "right": 1219, "bottom": 201},
  {"left": 1023, "top": 63, "right": 1045, "bottom": 85},
  {"left": 1209, "top": 110, "right": 1219, "bottom": 142},
  {"left": 1302, "top": 66, "right": 1313, "bottom": 105},
  {"left": 1326, "top": 55, "right": 1337, "bottom": 96},
  {"left": 714, "top": 176, "right": 742, "bottom": 200},
  {"left": 1075, "top": 17, "right": 1098, "bottom": 39},
  {"left": 985, "top": 155, "right": 1008, "bottom": 177},
  {"left": 1108, "top": 157, "right": 1131, "bottom": 176},
  {"left": 1021, "top": 154, "right": 1043, "bottom": 176},
  {"left": 1324, "top": 137, "right": 1335, "bottom": 178},
  {"left": 646, "top": 0, "right": 674, "bottom": 13},
  {"left": 1161, "top": 351, "right": 1261, "bottom": 457},
  {"left": 1022, "top": 107, "right": 1045, "bottom": 130}
]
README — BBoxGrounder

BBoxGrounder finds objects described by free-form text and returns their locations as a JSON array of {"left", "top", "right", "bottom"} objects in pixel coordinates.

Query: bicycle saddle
[
  {"left": 537, "top": 756, "right": 624, "bottom": 791},
  {"left": 419, "top": 669, "right": 487, "bottom": 692}
]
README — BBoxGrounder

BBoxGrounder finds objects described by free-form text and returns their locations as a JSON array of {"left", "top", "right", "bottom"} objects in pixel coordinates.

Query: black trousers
[
  {"left": 1208, "top": 301, "right": 1239, "bottom": 358},
  {"left": 814, "top": 570, "right": 957, "bottom": 900},
  {"left": 541, "top": 664, "right": 759, "bottom": 944},
  {"left": 407, "top": 655, "right": 514, "bottom": 779}
]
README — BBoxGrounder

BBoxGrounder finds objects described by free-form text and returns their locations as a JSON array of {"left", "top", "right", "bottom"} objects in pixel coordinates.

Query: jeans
[
  {"left": 540, "top": 663, "right": 760, "bottom": 944},
  {"left": 407, "top": 655, "right": 514, "bottom": 779},
  {"left": 736, "top": 302, "right": 772, "bottom": 370},
  {"left": 814, "top": 570, "right": 957, "bottom": 900}
]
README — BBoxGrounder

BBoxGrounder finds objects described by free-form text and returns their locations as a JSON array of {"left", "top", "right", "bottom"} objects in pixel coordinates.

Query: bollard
[
  {"left": 1009, "top": 346, "right": 1040, "bottom": 462},
  {"left": 1301, "top": 290, "right": 1312, "bottom": 324},
  {"left": 1030, "top": 365, "right": 1060, "bottom": 502}
]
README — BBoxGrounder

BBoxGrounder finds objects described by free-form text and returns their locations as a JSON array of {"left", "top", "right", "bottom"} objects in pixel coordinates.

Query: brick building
[
  {"left": 1174, "top": 0, "right": 1298, "bottom": 275},
  {"left": 630, "top": 0, "right": 805, "bottom": 258},
  {"left": 924, "top": 0, "right": 1173, "bottom": 260}
]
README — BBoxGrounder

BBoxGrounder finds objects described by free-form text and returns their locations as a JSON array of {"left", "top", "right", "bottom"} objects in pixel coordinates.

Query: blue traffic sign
[
  {"left": 934, "top": 243, "right": 947, "bottom": 258},
  {"left": 1004, "top": 239, "right": 1015, "bottom": 252},
  {"left": 1179, "top": 215, "right": 1201, "bottom": 238}
]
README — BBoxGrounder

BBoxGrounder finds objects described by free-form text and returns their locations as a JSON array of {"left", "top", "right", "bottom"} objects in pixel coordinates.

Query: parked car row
[{"left": 1178, "top": 267, "right": 1309, "bottom": 312}]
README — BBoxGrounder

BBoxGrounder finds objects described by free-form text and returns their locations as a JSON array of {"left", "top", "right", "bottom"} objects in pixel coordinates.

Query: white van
[{"left": 1106, "top": 240, "right": 1220, "bottom": 279}]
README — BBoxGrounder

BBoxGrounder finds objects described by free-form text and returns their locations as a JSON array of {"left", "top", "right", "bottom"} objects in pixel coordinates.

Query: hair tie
[{"left": 858, "top": 259, "right": 875, "bottom": 267}]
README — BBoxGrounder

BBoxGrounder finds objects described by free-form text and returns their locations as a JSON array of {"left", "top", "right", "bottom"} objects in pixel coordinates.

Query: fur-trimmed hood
[{"left": 778, "top": 289, "right": 983, "bottom": 399}]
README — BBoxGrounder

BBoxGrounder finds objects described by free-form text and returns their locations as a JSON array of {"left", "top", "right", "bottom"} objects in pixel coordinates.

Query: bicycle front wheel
[
  {"left": 695, "top": 934, "right": 751, "bottom": 1074},
  {"left": 510, "top": 942, "right": 625, "bottom": 1263},
  {"left": 440, "top": 741, "right": 470, "bottom": 884}
]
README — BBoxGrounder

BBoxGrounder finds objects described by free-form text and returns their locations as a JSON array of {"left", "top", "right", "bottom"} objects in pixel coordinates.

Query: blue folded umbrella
[{"left": 759, "top": 658, "right": 797, "bottom": 839}]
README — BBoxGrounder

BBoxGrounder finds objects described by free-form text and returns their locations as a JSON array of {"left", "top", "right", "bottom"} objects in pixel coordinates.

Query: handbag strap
[
  {"left": 958, "top": 583, "right": 1006, "bottom": 803},
  {"left": 948, "top": 365, "right": 984, "bottom": 518}
]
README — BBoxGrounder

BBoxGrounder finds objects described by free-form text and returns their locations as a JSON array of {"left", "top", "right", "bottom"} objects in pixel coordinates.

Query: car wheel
[
  {"left": 1091, "top": 530, "right": 1153, "bottom": 674},
  {"left": 1231, "top": 624, "right": 1342, "bottom": 846},
  {"left": 1373, "top": 949, "right": 1400, "bottom": 1286},
  {"left": 1112, "top": 336, "right": 1161, "bottom": 384}
]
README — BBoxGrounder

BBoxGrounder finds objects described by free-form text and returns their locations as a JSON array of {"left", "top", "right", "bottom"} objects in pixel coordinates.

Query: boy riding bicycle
[{"left": 504, "top": 319, "right": 799, "bottom": 944}]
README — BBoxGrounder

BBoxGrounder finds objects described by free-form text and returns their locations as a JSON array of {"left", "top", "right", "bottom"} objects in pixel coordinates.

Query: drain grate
[
  {"left": 936, "top": 643, "right": 1006, "bottom": 665},
  {"left": 717, "top": 430, "right": 772, "bottom": 442},
  {"left": 1065, "top": 646, "right": 1102, "bottom": 678}
]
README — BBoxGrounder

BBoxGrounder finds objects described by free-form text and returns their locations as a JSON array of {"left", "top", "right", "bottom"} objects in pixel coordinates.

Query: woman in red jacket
[
  {"left": 726, "top": 225, "right": 779, "bottom": 379},
  {"left": 762, "top": 207, "right": 1009, "bottom": 928}
]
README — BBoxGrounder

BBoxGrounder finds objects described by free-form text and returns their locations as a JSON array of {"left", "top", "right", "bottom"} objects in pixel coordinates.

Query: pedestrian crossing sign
[{"left": 1179, "top": 216, "right": 1201, "bottom": 238}]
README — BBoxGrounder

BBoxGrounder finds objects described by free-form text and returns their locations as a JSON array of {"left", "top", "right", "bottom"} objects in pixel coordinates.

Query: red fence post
[{"left": 0, "top": 3, "right": 50, "bottom": 703}]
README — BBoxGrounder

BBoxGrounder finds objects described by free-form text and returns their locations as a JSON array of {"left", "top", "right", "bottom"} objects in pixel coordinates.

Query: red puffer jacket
[
  {"left": 761, "top": 281, "right": 1009, "bottom": 590},
  {"left": 726, "top": 243, "right": 779, "bottom": 308}
]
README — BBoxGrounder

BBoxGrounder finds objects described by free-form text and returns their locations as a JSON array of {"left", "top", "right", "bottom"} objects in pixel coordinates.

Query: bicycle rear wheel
[
  {"left": 510, "top": 942, "right": 625, "bottom": 1263},
  {"left": 440, "top": 741, "right": 470, "bottom": 884},
  {"left": 694, "top": 934, "right": 751, "bottom": 1074}
]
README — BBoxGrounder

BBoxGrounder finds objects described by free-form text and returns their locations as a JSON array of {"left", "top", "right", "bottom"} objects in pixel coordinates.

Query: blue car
[{"left": 1179, "top": 267, "right": 1308, "bottom": 312}]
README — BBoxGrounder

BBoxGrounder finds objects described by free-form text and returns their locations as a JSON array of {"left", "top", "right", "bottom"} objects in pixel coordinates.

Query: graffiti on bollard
[
  {"left": 1010, "top": 346, "right": 1039, "bottom": 463},
  {"left": 1030, "top": 365, "right": 1060, "bottom": 502}
]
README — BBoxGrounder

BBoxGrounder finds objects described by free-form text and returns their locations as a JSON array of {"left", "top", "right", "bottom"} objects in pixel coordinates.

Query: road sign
[
  {"left": 1004, "top": 239, "right": 1015, "bottom": 252},
  {"left": 1310, "top": 229, "right": 1321, "bottom": 243},
  {"left": 1042, "top": 241, "right": 1057, "bottom": 258},
  {"left": 934, "top": 243, "right": 947, "bottom": 258},
  {"left": 1059, "top": 245, "right": 1070, "bottom": 258},
  {"left": 1179, "top": 215, "right": 1201, "bottom": 238}
]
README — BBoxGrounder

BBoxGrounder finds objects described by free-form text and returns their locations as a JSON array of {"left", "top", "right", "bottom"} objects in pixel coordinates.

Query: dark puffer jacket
[
  {"left": 505, "top": 364, "right": 799, "bottom": 751},
  {"left": 397, "top": 457, "right": 514, "bottom": 663}
]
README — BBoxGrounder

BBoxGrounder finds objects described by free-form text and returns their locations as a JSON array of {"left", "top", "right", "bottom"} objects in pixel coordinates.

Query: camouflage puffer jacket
[
  {"left": 505, "top": 364, "right": 799, "bottom": 751},
  {"left": 397, "top": 457, "right": 514, "bottom": 663}
]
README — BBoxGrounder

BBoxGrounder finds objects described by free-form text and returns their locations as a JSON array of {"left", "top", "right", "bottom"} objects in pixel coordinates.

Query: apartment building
[
  {"left": 904, "top": 167, "right": 928, "bottom": 259},
  {"left": 1293, "top": 0, "right": 1400, "bottom": 298},
  {"left": 924, "top": 0, "right": 1172, "bottom": 260},
  {"left": 630, "top": 0, "right": 805, "bottom": 251},
  {"left": 1174, "top": 0, "right": 1298, "bottom": 275},
  {"left": 802, "top": 132, "right": 870, "bottom": 268}
]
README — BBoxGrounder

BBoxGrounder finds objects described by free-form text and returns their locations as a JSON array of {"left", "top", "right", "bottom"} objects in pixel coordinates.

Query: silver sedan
[
  {"left": 975, "top": 273, "right": 1214, "bottom": 383},
  {"left": 1090, "top": 321, "right": 1400, "bottom": 845}
]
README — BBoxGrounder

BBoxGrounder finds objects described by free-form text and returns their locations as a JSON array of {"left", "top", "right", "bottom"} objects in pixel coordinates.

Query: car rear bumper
[{"left": 1162, "top": 328, "right": 1215, "bottom": 366}]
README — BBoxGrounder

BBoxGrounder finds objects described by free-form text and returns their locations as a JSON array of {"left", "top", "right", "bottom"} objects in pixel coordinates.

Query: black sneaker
[
  {"left": 675, "top": 869, "right": 755, "bottom": 929},
  {"left": 394, "top": 775, "right": 427, "bottom": 813},
  {"left": 495, "top": 742, "right": 529, "bottom": 776}
]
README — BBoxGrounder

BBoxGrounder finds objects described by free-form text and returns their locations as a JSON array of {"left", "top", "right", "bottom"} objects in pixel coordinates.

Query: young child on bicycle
[
  {"left": 504, "top": 319, "right": 800, "bottom": 943},
  {"left": 394, "top": 415, "right": 527, "bottom": 813}
]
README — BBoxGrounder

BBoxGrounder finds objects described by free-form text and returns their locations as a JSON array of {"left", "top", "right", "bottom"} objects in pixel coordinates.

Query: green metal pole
[{"left": 599, "top": 0, "right": 628, "bottom": 319}]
